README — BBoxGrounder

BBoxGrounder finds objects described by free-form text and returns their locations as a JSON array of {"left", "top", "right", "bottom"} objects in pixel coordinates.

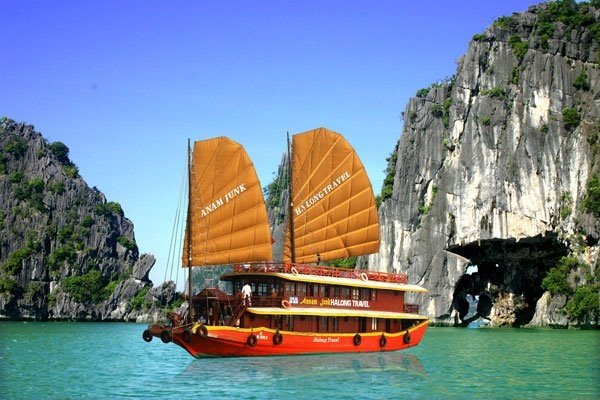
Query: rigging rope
[{"left": 159, "top": 161, "right": 187, "bottom": 307}]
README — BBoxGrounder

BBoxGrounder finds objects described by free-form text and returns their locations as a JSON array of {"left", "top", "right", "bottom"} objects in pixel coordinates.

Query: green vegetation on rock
[
  {"left": 95, "top": 201, "right": 124, "bottom": 217},
  {"left": 582, "top": 175, "right": 600, "bottom": 217},
  {"left": 573, "top": 70, "right": 590, "bottom": 91},
  {"left": 562, "top": 107, "right": 581, "bottom": 131},
  {"left": 117, "top": 236, "right": 138, "bottom": 251},
  {"left": 3, "top": 136, "right": 27, "bottom": 157},
  {"left": 62, "top": 270, "right": 108, "bottom": 303},
  {"left": 379, "top": 143, "right": 398, "bottom": 204},
  {"left": 509, "top": 34, "right": 529, "bottom": 61},
  {"left": 130, "top": 286, "right": 151, "bottom": 310},
  {"left": 48, "top": 141, "right": 71, "bottom": 164},
  {"left": 565, "top": 284, "right": 600, "bottom": 323},
  {"left": 542, "top": 255, "right": 599, "bottom": 324},
  {"left": 542, "top": 256, "right": 578, "bottom": 296}
]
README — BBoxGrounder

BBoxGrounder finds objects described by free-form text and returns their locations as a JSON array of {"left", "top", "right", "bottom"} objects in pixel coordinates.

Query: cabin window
[
  {"left": 257, "top": 283, "right": 268, "bottom": 297},
  {"left": 233, "top": 281, "right": 242, "bottom": 294},
  {"left": 332, "top": 317, "right": 339, "bottom": 332},
  {"left": 332, "top": 286, "right": 340, "bottom": 297},
  {"left": 284, "top": 282, "right": 295, "bottom": 296},
  {"left": 271, "top": 283, "right": 282, "bottom": 297},
  {"left": 307, "top": 283, "right": 315, "bottom": 297},
  {"left": 323, "top": 285, "right": 330, "bottom": 297},
  {"left": 371, "top": 290, "right": 377, "bottom": 301},
  {"left": 297, "top": 283, "right": 307, "bottom": 297},
  {"left": 319, "top": 316, "right": 329, "bottom": 332},
  {"left": 360, "top": 288, "right": 370, "bottom": 300},
  {"left": 351, "top": 288, "right": 359, "bottom": 300},
  {"left": 341, "top": 287, "right": 350, "bottom": 299},
  {"left": 371, "top": 318, "right": 378, "bottom": 330},
  {"left": 284, "top": 315, "right": 294, "bottom": 331}
]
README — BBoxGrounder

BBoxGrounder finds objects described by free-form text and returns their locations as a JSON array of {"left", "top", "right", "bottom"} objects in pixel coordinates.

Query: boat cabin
[{"left": 192, "top": 262, "right": 425, "bottom": 335}]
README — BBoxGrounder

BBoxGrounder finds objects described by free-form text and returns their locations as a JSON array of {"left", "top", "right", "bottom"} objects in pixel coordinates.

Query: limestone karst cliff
[
  {"left": 368, "top": 1, "right": 599, "bottom": 327},
  {"left": 0, "top": 119, "right": 175, "bottom": 321}
]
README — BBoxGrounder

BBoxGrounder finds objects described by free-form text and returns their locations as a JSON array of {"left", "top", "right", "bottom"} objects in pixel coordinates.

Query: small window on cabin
[
  {"left": 371, "top": 318, "right": 378, "bottom": 330},
  {"left": 351, "top": 288, "right": 359, "bottom": 300},
  {"left": 341, "top": 287, "right": 350, "bottom": 299},
  {"left": 320, "top": 316, "right": 328, "bottom": 332},
  {"left": 285, "top": 315, "right": 294, "bottom": 331},
  {"left": 332, "top": 317, "right": 339, "bottom": 332},
  {"left": 360, "top": 288, "right": 370, "bottom": 300},
  {"left": 233, "top": 282, "right": 242, "bottom": 294},
  {"left": 257, "top": 283, "right": 268, "bottom": 296},
  {"left": 271, "top": 283, "right": 281, "bottom": 296},
  {"left": 297, "top": 283, "right": 307, "bottom": 297},
  {"left": 324, "top": 285, "right": 330, "bottom": 297},
  {"left": 284, "top": 282, "right": 295, "bottom": 296},
  {"left": 371, "top": 290, "right": 377, "bottom": 301},
  {"left": 332, "top": 286, "right": 340, "bottom": 297},
  {"left": 307, "top": 284, "right": 315, "bottom": 297}
]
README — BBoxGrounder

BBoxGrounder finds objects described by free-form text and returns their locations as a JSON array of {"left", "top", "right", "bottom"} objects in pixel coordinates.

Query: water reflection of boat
[{"left": 180, "top": 351, "right": 427, "bottom": 380}]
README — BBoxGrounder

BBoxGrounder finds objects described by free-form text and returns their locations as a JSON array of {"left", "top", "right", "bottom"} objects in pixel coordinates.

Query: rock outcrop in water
[
  {"left": 366, "top": 1, "right": 599, "bottom": 327},
  {"left": 0, "top": 119, "right": 176, "bottom": 321}
]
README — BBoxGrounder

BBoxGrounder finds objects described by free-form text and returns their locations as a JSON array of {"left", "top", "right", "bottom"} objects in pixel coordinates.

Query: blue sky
[{"left": 3, "top": 0, "right": 538, "bottom": 288}]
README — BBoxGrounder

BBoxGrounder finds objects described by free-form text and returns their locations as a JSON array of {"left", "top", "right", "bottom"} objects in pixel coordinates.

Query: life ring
[
  {"left": 196, "top": 325, "right": 208, "bottom": 337},
  {"left": 360, "top": 272, "right": 369, "bottom": 281},
  {"left": 403, "top": 331, "right": 411, "bottom": 344},
  {"left": 281, "top": 300, "right": 291, "bottom": 309},
  {"left": 160, "top": 329, "right": 172, "bottom": 343},
  {"left": 379, "top": 334, "right": 387, "bottom": 348},
  {"left": 273, "top": 332, "right": 283, "bottom": 345},
  {"left": 353, "top": 333, "right": 362, "bottom": 346},
  {"left": 142, "top": 329, "right": 153, "bottom": 342},
  {"left": 182, "top": 329, "right": 192, "bottom": 343},
  {"left": 247, "top": 334, "right": 258, "bottom": 347},
  {"left": 291, "top": 267, "right": 299, "bottom": 275}
]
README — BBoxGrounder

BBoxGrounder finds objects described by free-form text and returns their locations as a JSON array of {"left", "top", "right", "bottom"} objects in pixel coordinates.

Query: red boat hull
[{"left": 149, "top": 320, "right": 429, "bottom": 358}]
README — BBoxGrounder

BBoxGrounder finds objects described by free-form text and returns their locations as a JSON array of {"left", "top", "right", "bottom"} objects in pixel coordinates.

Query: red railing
[{"left": 232, "top": 262, "right": 408, "bottom": 284}]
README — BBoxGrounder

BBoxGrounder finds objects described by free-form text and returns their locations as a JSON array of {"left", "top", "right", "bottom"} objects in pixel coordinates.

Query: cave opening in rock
[{"left": 446, "top": 232, "right": 568, "bottom": 327}]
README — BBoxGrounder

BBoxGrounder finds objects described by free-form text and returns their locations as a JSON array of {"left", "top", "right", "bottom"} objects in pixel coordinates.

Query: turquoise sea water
[{"left": 0, "top": 322, "right": 598, "bottom": 399}]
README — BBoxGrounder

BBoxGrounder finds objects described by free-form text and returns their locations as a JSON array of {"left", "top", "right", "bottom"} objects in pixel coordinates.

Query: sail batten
[
  {"left": 183, "top": 137, "right": 272, "bottom": 267},
  {"left": 284, "top": 127, "right": 380, "bottom": 263}
]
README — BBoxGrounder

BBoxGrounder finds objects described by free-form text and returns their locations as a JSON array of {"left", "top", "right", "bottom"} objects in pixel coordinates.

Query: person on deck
[{"left": 241, "top": 282, "right": 252, "bottom": 306}]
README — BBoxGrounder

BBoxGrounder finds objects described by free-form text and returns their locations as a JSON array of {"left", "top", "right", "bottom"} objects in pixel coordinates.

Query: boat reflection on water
[{"left": 180, "top": 351, "right": 426, "bottom": 381}]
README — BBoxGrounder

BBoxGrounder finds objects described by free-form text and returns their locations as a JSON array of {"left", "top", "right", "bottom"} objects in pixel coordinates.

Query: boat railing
[{"left": 232, "top": 262, "right": 408, "bottom": 284}]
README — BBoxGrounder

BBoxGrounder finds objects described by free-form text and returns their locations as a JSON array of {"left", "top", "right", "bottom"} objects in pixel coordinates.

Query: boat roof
[
  {"left": 247, "top": 306, "right": 428, "bottom": 320},
  {"left": 221, "top": 271, "right": 427, "bottom": 293}
]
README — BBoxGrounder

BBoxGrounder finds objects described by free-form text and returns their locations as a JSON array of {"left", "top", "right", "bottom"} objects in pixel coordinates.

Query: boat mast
[
  {"left": 186, "top": 139, "right": 194, "bottom": 323},
  {"left": 287, "top": 132, "right": 296, "bottom": 263}
]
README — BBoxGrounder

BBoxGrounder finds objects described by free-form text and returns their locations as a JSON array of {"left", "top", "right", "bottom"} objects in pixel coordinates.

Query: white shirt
[{"left": 241, "top": 284, "right": 252, "bottom": 298}]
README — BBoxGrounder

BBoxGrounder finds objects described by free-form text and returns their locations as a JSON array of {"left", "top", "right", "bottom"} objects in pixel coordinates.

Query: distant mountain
[
  {"left": 368, "top": 1, "right": 599, "bottom": 328},
  {"left": 0, "top": 118, "right": 176, "bottom": 321}
]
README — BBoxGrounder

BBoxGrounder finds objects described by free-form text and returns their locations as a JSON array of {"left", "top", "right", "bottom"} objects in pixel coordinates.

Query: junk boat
[{"left": 143, "top": 127, "right": 429, "bottom": 357}]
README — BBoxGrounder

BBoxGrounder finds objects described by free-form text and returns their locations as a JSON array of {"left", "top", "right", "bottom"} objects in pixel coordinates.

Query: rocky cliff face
[
  {"left": 0, "top": 119, "right": 174, "bottom": 321},
  {"left": 367, "top": 2, "right": 599, "bottom": 327}
]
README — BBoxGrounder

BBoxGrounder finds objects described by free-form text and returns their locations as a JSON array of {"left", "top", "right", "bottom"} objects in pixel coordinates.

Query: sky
[{"left": 3, "top": 0, "right": 539, "bottom": 288}]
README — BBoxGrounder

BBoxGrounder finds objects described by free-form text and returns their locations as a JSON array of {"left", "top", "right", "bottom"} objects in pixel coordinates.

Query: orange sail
[
  {"left": 183, "top": 137, "right": 272, "bottom": 266},
  {"left": 284, "top": 127, "right": 380, "bottom": 263}
]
